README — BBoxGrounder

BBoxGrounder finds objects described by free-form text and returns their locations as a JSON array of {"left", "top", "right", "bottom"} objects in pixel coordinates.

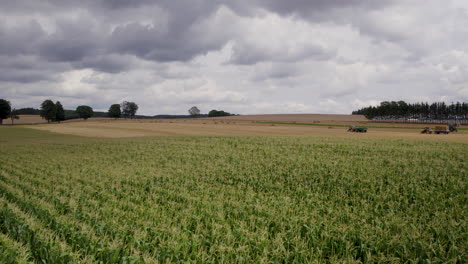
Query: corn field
[{"left": 0, "top": 127, "right": 466, "bottom": 263}]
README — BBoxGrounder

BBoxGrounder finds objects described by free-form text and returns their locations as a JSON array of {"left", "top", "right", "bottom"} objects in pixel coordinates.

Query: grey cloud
[
  {"left": 73, "top": 54, "right": 134, "bottom": 73},
  {"left": 0, "top": 0, "right": 466, "bottom": 114},
  {"left": 0, "top": 0, "right": 151, "bottom": 12},
  {"left": 0, "top": 20, "right": 45, "bottom": 55},
  {"left": 107, "top": 1, "right": 227, "bottom": 62},
  {"left": 0, "top": 55, "right": 68, "bottom": 83},
  {"left": 37, "top": 20, "right": 103, "bottom": 62},
  {"left": 0, "top": 1, "right": 225, "bottom": 63},
  {"left": 0, "top": 69, "right": 51, "bottom": 83},
  {"left": 227, "top": 0, "right": 394, "bottom": 21},
  {"left": 0, "top": 0, "right": 396, "bottom": 65},
  {"left": 0, "top": 17, "right": 103, "bottom": 62},
  {"left": 231, "top": 41, "right": 335, "bottom": 65}
]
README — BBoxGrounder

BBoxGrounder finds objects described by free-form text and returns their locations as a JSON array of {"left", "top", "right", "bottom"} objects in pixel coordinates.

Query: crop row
[
  {"left": 1, "top": 131, "right": 466, "bottom": 262},
  {"left": 0, "top": 232, "right": 31, "bottom": 264}
]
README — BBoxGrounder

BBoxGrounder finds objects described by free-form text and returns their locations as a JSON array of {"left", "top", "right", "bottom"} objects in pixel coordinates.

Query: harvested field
[
  {"left": 211, "top": 113, "right": 367, "bottom": 122},
  {"left": 3, "top": 115, "right": 113, "bottom": 125},
  {"left": 27, "top": 118, "right": 468, "bottom": 143},
  {"left": 62, "top": 117, "right": 114, "bottom": 123},
  {"left": 7, "top": 115, "right": 47, "bottom": 125}
]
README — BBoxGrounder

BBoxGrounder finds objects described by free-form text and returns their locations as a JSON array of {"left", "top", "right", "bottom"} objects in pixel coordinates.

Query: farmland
[
  {"left": 0, "top": 125, "right": 467, "bottom": 263},
  {"left": 8, "top": 115, "right": 47, "bottom": 125},
  {"left": 27, "top": 118, "right": 468, "bottom": 143}
]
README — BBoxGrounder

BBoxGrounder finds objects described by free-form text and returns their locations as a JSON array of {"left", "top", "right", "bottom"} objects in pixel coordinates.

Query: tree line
[
  {"left": 352, "top": 101, "right": 468, "bottom": 120},
  {"left": 190, "top": 106, "right": 235, "bottom": 117},
  {"left": 0, "top": 99, "right": 139, "bottom": 124},
  {"left": 1, "top": 98, "right": 237, "bottom": 125},
  {"left": 39, "top": 100, "right": 139, "bottom": 122}
]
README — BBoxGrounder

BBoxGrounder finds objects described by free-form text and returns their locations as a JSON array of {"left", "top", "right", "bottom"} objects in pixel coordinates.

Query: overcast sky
[{"left": 1, "top": 0, "right": 467, "bottom": 115}]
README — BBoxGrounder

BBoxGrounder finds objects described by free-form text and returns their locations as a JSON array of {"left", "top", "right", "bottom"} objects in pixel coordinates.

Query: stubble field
[
  {"left": 25, "top": 118, "right": 468, "bottom": 143},
  {"left": 0, "top": 121, "right": 466, "bottom": 263},
  {"left": 7, "top": 115, "right": 47, "bottom": 125}
]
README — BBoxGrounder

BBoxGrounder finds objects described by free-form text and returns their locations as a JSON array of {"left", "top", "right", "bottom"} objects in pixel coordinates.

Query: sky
[{"left": 1, "top": 0, "right": 467, "bottom": 115}]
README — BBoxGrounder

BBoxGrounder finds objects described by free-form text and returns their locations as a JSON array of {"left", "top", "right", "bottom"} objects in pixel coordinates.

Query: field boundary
[
  {"left": 257, "top": 121, "right": 468, "bottom": 130},
  {"left": 370, "top": 119, "right": 468, "bottom": 125}
]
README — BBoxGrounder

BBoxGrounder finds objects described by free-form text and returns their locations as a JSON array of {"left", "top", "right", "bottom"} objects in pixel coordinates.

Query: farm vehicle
[
  {"left": 421, "top": 124, "right": 458, "bottom": 134},
  {"left": 420, "top": 127, "right": 433, "bottom": 134},
  {"left": 449, "top": 123, "right": 459, "bottom": 132},
  {"left": 347, "top": 126, "right": 368, "bottom": 133}
]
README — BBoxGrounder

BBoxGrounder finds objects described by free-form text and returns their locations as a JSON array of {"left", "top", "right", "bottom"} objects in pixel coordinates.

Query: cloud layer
[{"left": 1, "top": 0, "right": 467, "bottom": 114}]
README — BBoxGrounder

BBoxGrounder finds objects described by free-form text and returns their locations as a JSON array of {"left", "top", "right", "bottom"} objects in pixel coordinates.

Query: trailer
[
  {"left": 422, "top": 124, "right": 458, "bottom": 134},
  {"left": 434, "top": 125, "right": 449, "bottom": 134}
]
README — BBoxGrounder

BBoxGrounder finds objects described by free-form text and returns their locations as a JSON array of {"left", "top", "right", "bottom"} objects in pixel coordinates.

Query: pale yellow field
[
  {"left": 8, "top": 115, "right": 47, "bottom": 124},
  {"left": 26, "top": 118, "right": 468, "bottom": 143},
  {"left": 209, "top": 114, "right": 455, "bottom": 128},
  {"left": 211, "top": 114, "right": 367, "bottom": 122}
]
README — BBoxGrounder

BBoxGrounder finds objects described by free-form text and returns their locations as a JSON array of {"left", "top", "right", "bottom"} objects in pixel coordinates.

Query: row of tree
[
  {"left": 353, "top": 101, "right": 468, "bottom": 120},
  {"left": 39, "top": 100, "right": 139, "bottom": 122},
  {"left": 190, "top": 107, "right": 236, "bottom": 117},
  {"left": 0, "top": 98, "right": 140, "bottom": 124},
  {"left": 1, "top": 98, "right": 236, "bottom": 124}
]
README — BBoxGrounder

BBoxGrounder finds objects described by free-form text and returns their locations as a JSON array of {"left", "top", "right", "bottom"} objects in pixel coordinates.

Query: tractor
[
  {"left": 422, "top": 123, "right": 458, "bottom": 134},
  {"left": 448, "top": 123, "right": 458, "bottom": 132},
  {"left": 347, "top": 126, "right": 368, "bottom": 133},
  {"left": 421, "top": 127, "right": 433, "bottom": 134}
]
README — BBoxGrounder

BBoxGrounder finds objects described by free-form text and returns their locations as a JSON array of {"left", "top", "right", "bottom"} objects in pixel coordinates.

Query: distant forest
[{"left": 353, "top": 101, "right": 468, "bottom": 120}]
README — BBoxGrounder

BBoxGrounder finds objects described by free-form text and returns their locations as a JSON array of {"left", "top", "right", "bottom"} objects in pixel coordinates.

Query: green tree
[
  {"left": 352, "top": 101, "right": 468, "bottom": 120},
  {"left": 10, "top": 109, "right": 19, "bottom": 125},
  {"left": 208, "top": 109, "right": 233, "bottom": 117},
  {"left": 76, "top": 105, "right": 94, "bottom": 120},
  {"left": 40, "top": 99, "right": 57, "bottom": 123},
  {"left": 0, "top": 99, "right": 11, "bottom": 125},
  {"left": 188, "top": 106, "right": 200, "bottom": 117},
  {"left": 55, "top": 101, "right": 65, "bottom": 123},
  {"left": 108, "top": 104, "right": 121, "bottom": 119},
  {"left": 121, "top": 101, "right": 138, "bottom": 118}
]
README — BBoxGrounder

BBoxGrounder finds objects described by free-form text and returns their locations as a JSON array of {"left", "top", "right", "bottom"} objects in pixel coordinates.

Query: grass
[
  {"left": 258, "top": 121, "right": 468, "bottom": 130},
  {"left": 0, "top": 126, "right": 466, "bottom": 263}
]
